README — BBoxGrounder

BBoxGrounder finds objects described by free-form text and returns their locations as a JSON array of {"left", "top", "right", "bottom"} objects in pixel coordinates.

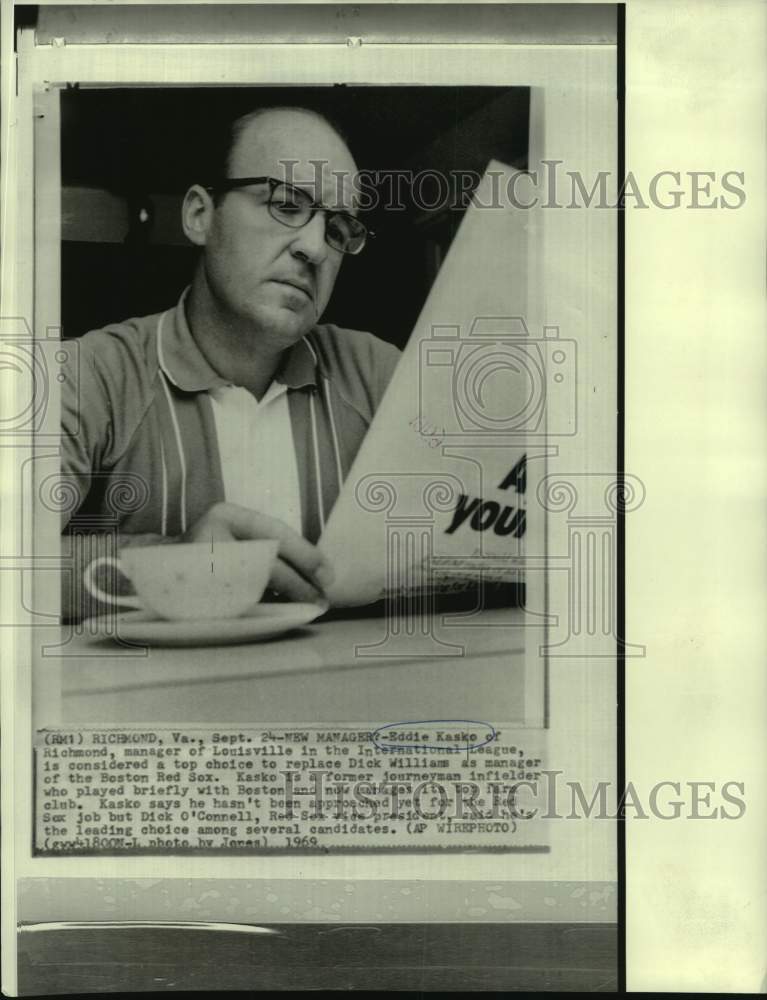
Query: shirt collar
[
  {"left": 274, "top": 335, "right": 319, "bottom": 390},
  {"left": 157, "top": 288, "right": 320, "bottom": 393},
  {"left": 209, "top": 378, "right": 289, "bottom": 407}
]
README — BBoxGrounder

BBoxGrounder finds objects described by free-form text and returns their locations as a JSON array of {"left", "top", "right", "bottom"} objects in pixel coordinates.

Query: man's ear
[{"left": 181, "top": 184, "right": 215, "bottom": 246}]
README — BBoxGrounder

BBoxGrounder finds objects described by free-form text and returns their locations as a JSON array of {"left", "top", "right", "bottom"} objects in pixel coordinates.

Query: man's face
[{"left": 199, "top": 111, "right": 359, "bottom": 350}]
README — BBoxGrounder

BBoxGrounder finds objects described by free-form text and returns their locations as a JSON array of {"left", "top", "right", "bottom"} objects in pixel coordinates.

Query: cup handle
[{"left": 83, "top": 556, "right": 143, "bottom": 610}]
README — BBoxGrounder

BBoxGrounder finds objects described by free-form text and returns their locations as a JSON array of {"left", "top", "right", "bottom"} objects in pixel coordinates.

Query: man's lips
[{"left": 271, "top": 278, "right": 314, "bottom": 301}]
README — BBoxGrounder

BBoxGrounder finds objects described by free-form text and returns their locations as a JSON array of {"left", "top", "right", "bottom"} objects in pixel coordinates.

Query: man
[{"left": 61, "top": 106, "right": 400, "bottom": 620}]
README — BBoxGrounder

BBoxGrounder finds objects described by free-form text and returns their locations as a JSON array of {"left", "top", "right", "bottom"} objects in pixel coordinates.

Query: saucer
[{"left": 81, "top": 603, "right": 326, "bottom": 647}]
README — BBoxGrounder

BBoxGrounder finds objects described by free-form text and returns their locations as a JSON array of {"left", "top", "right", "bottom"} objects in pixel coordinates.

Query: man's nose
[{"left": 289, "top": 212, "right": 329, "bottom": 265}]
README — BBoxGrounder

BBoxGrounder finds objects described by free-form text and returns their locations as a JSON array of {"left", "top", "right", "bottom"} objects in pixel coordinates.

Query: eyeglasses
[{"left": 205, "top": 176, "right": 373, "bottom": 256}]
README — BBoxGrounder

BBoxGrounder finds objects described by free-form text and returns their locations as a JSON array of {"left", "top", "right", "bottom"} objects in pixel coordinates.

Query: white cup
[{"left": 83, "top": 540, "right": 280, "bottom": 621}]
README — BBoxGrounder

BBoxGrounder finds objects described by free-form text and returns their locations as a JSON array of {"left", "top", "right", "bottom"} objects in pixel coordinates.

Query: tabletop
[{"left": 37, "top": 605, "right": 541, "bottom": 727}]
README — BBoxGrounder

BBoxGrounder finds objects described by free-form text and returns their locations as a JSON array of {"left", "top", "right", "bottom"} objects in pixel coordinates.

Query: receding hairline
[{"left": 226, "top": 106, "right": 354, "bottom": 174}]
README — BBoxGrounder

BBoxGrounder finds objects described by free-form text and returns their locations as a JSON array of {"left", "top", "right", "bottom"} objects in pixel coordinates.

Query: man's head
[{"left": 183, "top": 107, "right": 359, "bottom": 353}]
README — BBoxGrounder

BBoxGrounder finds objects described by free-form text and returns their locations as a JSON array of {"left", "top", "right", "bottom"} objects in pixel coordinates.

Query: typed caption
[{"left": 35, "top": 726, "right": 547, "bottom": 854}]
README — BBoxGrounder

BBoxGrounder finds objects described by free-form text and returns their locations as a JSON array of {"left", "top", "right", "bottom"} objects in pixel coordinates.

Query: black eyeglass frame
[{"left": 204, "top": 175, "right": 374, "bottom": 256}]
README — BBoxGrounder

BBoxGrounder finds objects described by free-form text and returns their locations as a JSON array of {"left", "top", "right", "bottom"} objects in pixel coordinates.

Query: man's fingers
[
  {"left": 182, "top": 515, "right": 236, "bottom": 545},
  {"left": 269, "top": 559, "right": 326, "bottom": 604},
  {"left": 211, "top": 504, "right": 334, "bottom": 589}
]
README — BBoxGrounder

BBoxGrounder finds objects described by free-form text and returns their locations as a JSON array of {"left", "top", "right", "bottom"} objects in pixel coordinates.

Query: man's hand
[{"left": 181, "top": 502, "right": 334, "bottom": 604}]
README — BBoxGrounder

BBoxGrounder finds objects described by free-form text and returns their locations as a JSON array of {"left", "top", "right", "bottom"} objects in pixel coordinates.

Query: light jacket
[{"left": 61, "top": 291, "right": 401, "bottom": 543}]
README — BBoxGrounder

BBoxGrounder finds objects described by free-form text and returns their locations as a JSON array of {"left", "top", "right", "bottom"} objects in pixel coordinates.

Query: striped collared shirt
[{"left": 61, "top": 290, "right": 400, "bottom": 543}]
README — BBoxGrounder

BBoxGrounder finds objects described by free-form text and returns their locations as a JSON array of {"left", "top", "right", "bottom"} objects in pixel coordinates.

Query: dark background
[
  {"left": 61, "top": 86, "right": 529, "bottom": 347},
  {"left": 18, "top": 922, "right": 618, "bottom": 993}
]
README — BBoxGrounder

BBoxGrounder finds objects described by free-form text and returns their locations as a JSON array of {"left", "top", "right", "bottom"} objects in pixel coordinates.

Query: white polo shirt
[{"left": 208, "top": 380, "right": 303, "bottom": 534}]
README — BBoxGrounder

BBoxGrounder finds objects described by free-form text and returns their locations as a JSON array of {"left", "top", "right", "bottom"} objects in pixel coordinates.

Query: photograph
[
  {"left": 4, "top": 0, "right": 764, "bottom": 994},
  {"left": 2, "top": 1, "right": 627, "bottom": 993}
]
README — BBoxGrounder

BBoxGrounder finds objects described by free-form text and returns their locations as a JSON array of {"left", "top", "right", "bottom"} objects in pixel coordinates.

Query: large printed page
[{"left": 321, "top": 161, "right": 545, "bottom": 609}]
